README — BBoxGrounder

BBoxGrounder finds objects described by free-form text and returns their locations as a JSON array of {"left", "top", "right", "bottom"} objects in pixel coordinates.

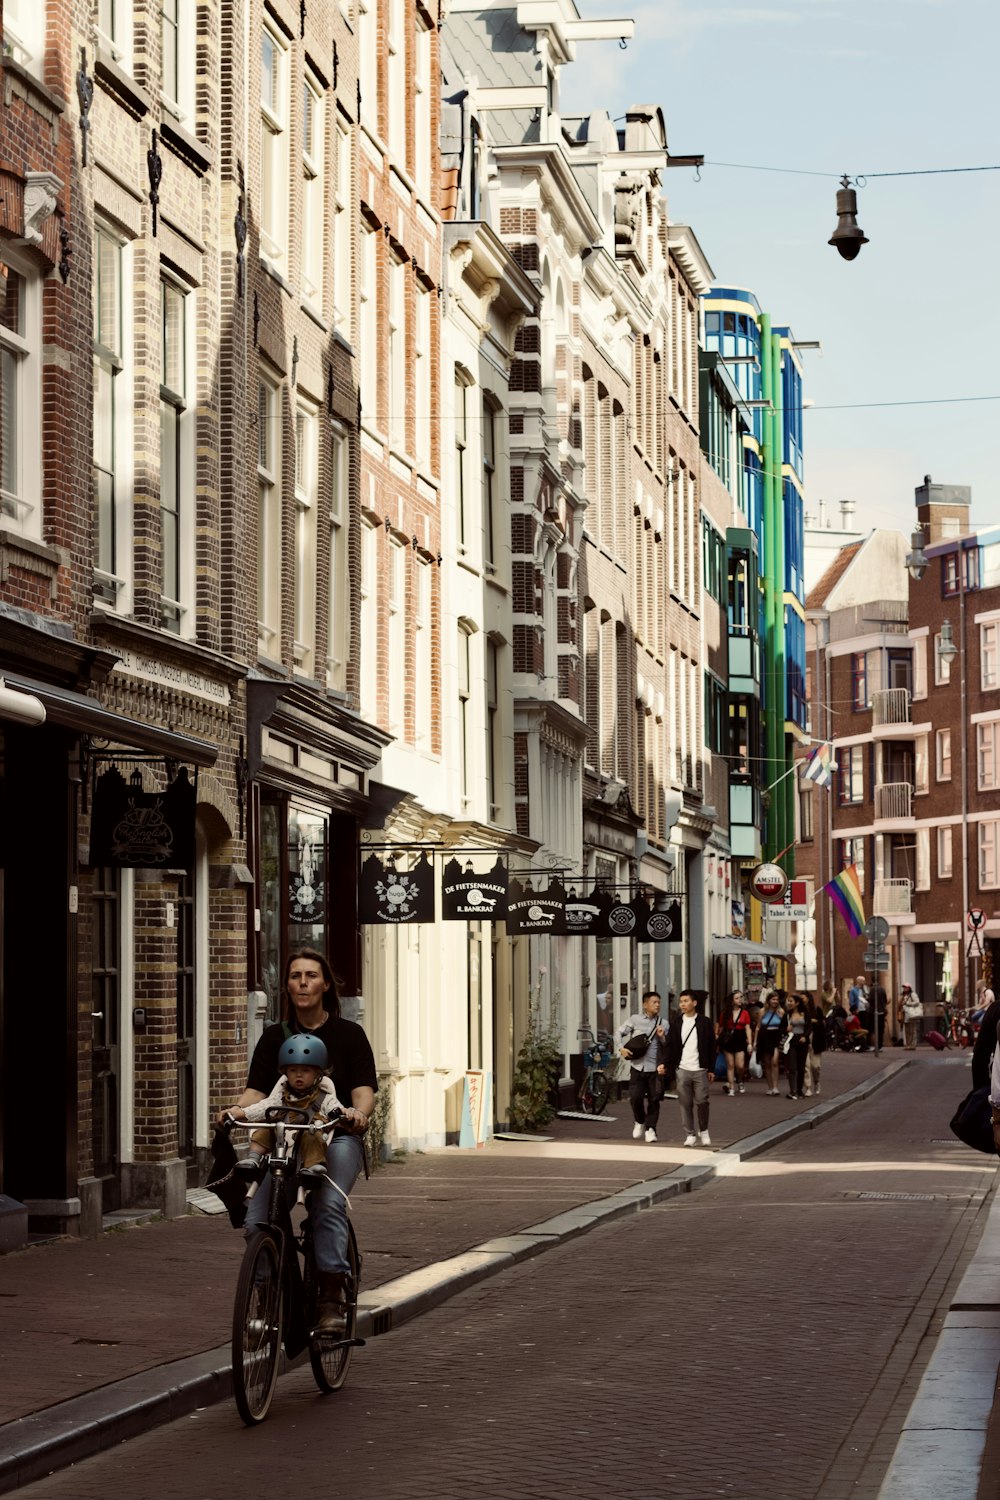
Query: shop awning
[
  {"left": 1, "top": 671, "right": 218, "bottom": 766},
  {"left": 710, "top": 935, "right": 794, "bottom": 960}
]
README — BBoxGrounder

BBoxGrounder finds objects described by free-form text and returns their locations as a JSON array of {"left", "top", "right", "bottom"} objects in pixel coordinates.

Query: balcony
[
  {"left": 873, "top": 877, "right": 914, "bottom": 924},
  {"left": 874, "top": 781, "right": 913, "bottom": 825},
  {"left": 728, "top": 629, "right": 760, "bottom": 697},
  {"left": 829, "top": 600, "right": 909, "bottom": 644},
  {"left": 871, "top": 687, "right": 915, "bottom": 738}
]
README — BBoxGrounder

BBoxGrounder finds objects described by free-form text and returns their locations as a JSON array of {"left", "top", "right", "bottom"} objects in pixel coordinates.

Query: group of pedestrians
[{"left": 618, "top": 985, "right": 832, "bottom": 1146}]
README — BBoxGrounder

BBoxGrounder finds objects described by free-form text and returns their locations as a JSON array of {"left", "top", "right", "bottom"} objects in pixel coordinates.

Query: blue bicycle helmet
[{"left": 278, "top": 1033, "right": 329, "bottom": 1070}]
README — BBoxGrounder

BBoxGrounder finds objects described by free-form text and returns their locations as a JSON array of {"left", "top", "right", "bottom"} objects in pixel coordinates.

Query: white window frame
[
  {"left": 333, "top": 115, "right": 353, "bottom": 340},
  {"left": 326, "top": 422, "right": 349, "bottom": 692},
  {"left": 359, "top": 520, "right": 378, "bottom": 719},
  {"left": 977, "top": 721, "right": 1000, "bottom": 792},
  {"left": 935, "top": 727, "right": 952, "bottom": 782},
  {"left": 96, "top": 0, "right": 134, "bottom": 68},
  {"left": 260, "top": 18, "right": 290, "bottom": 271},
  {"left": 915, "top": 827, "right": 930, "bottom": 892},
  {"left": 486, "top": 638, "right": 500, "bottom": 821},
  {"left": 293, "top": 400, "right": 319, "bottom": 674},
  {"left": 982, "top": 622, "right": 998, "bottom": 691},
  {"left": 92, "top": 226, "right": 133, "bottom": 611},
  {"left": 414, "top": 557, "right": 432, "bottom": 750},
  {"left": 979, "top": 820, "right": 1000, "bottom": 892},
  {"left": 388, "top": 254, "right": 407, "bottom": 452},
  {"left": 257, "top": 371, "right": 283, "bottom": 656},
  {"left": 160, "top": 0, "right": 195, "bottom": 122},
  {"left": 359, "top": 224, "right": 378, "bottom": 421},
  {"left": 388, "top": 538, "right": 406, "bottom": 732},
  {"left": 938, "top": 825, "right": 953, "bottom": 879},
  {"left": 358, "top": 0, "right": 378, "bottom": 134},
  {"left": 482, "top": 395, "right": 499, "bottom": 568},
  {"left": 934, "top": 632, "right": 952, "bottom": 686},
  {"left": 1, "top": 252, "right": 42, "bottom": 540},
  {"left": 413, "top": 18, "right": 432, "bottom": 199},
  {"left": 3, "top": 0, "right": 48, "bottom": 77},
  {"left": 413, "top": 280, "right": 431, "bottom": 470},
  {"left": 386, "top": 0, "right": 407, "bottom": 163},
  {"left": 301, "top": 70, "right": 325, "bottom": 313},
  {"left": 458, "top": 623, "right": 474, "bottom": 806},
  {"left": 912, "top": 636, "right": 927, "bottom": 700},
  {"left": 159, "top": 273, "right": 195, "bottom": 637},
  {"left": 914, "top": 734, "right": 928, "bottom": 796},
  {"left": 454, "top": 369, "right": 470, "bottom": 552}
]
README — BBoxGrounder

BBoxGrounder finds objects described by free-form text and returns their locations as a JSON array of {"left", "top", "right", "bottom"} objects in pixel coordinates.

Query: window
[
  {"left": 482, "top": 397, "right": 498, "bottom": 566},
  {"left": 458, "top": 625, "right": 472, "bottom": 804},
  {"left": 293, "top": 403, "right": 318, "bottom": 673},
  {"left": 388, "top": 256, "right": 407, "bottom": 450},
  {"left": 912, "top": 637, "right": 927, "bottom": 700},
  {"left": 4, "top": 0, "right": 49, "bottom": 76},
  {"left": 914, "top": 735, "right": 928, "bottom": 795},
  {"left": 936, "top": 728, "right": 952, "bottom": 781},
  {"left": 851, "top": 652, "right": 868, "bottom": 709},
  {"left": 413, "top": 19, "right": 432, "bottom": 198},
  {"left": 161, "top": 0, "right": 194, "bottom": 118},
  {"left": 979, "top": 821, "right": 1000, "bottom": 891},
  {"left": 257, "top": 374, "right": 282, "bottom": 654},
  {"left": 327, "top": 423, "right": 349, "bottom": 691},
  {"left": 161, "top": 0, "right": 180, "bottom": 105},
  {"left": 915, "top": 827, "right": 930, "bottom": 891},
  {"left": 386, "top": 0, "right": 407, "bottom": 162},
  {"left": 359, "top": 225, "right": 378, "bottom": 419},
  {"left": 413, "top": 282, "right": 432, "bottom": 469},
  {"left": 160, "top": 277, "right": 191, "bottom": 634},
  {"left": 301, "top": 73, "right": 325, "bottom": 310},
  {"left": 333, "top": 118, "right": 353, "bottom": 338},
  {"left": 978, "top": 721, "right": 1000, "bottom": 791},
  {"left": 839, "top": 745, "right": 864, "bottom": 804},
  {"left": 938, "top": 826, "right": 953, "bottom": 879},
  {"left": 486, "top": 640, "right": 500, "bottom": 820},
  {"left": 97, "top": 0, "right": 132, "bottom": 65},
  {"left": 454, "top": 372, "right": 468, "bottom": 549},
  {"left": 359, "top": 521, "right": 378, "bottom": 718},
  {"left": 358, "top": 0, "right": 378, "bottom": 132},
  {"left": 934, "top": 632, "right": 952, "bottom": 685},
  {"left": 1, "top": 259, "right": 40, "bottom": 537},
  {"left": 799, "top": 783, "right": 814, "bottom": 842},
  {"left": 93, "top": 229, "right": 126, "bottom": 602},
  {"left": 414, "top": 559, "right": 432, "bottom": 749},
  {"left": 260, "top": 21, "right": 289, "bottom": 268},
  {"left": 388, "top": 540, "right": 406, "bottom": 732},
  {"left": 701, "top": 517, "right": 725, "bottom": 603},
  {"left": 982, "top": 623, "right": 998, "bottom": 690},
  {"left": 840, "top": 836, "right": 866, "bottom": 891}
]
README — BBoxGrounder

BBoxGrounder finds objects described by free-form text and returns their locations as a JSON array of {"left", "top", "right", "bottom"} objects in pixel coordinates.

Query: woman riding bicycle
[{"left": 219, "top": 948, "right": 376, "bottom": 1331}]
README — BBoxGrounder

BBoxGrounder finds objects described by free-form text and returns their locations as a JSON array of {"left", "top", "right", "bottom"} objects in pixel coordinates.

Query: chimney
[
  {"left": 915, "top": 474, "right": 971, "bottom": 543},
  {"left": 840, "top": 499, "right": 856, "bottom": 530}
]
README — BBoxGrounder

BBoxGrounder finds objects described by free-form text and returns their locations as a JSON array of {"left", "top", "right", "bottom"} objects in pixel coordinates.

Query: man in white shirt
[{"left": 662, "top": 989, "right": 716, "bottom": 1148}]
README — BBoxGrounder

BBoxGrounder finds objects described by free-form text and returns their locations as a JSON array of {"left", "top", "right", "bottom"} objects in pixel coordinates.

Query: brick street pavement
[
  {"left": 0, "top": 1049, "right": 888, "bottom": 1426},
  {"left": 14, "top": 1055, "right": 997, "bottom": 1500}
]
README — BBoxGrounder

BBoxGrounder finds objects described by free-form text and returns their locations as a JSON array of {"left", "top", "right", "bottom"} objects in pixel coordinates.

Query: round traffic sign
[
  {"left": 863, "top": 915, "right": 889, "bottom": 943},
  {"left": 968, "top": 908, "right": 987, "bottom": 931}
]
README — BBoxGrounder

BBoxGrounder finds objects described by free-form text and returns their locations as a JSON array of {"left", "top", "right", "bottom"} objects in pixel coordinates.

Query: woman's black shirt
[{"left": 247, "top": 1015, "right": 378, "bottom": 1104}]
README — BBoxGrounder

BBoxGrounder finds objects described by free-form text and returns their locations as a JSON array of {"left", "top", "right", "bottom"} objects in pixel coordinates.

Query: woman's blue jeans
[{"left": 244, "top": 1132, "right": 364, "bottom": 1274}]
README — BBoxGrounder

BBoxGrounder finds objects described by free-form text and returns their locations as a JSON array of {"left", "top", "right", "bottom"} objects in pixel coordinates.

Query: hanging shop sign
[
  {"left": 748, "top": 862, "right": 788, "bottom": 904},
  {"left": 563, "top": 883, "right": 613, "bottom": 937},
  {"left": 765, "top": 879, "right": 811, "bottom": 922},
  {"left": 358, "top": 850, "right": 435, "bottom": 925},
  {"left": 441, "top": 855, "right": 509, "bottom": 922},
  {"left": 633, "top": 895, "right": 683, "bottom": 943},
  {"left": 90, "top": 764, "right": 196, "bottom": 868},
  {"left": 506, "top": 876, "right": 566, "bottom": 934}
]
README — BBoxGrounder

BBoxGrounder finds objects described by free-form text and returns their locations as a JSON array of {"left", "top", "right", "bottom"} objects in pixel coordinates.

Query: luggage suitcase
[{"left": 924, "top": 1029, "right": 947, "bottom": 1051}]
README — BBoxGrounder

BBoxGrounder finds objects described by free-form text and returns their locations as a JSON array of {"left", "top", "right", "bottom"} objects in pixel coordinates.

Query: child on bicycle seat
[{"left": 230, "top": 1034, "right": 341, "bottom": 1179}]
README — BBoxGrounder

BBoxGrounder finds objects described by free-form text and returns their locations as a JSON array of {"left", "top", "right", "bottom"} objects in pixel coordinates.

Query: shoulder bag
[{"left": 623, "top": 1017, "right": 661, "bottom": 1060}]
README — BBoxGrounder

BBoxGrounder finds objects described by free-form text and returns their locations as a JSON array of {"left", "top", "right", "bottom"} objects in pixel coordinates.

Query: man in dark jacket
[{"left": 662, "top": 989, "right": 716, "bottom": 1147}]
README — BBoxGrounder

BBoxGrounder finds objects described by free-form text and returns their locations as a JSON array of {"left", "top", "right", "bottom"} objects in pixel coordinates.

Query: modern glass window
[
  {"left": 979, "top": 821, "right": 1000, "bottom": 891},
  {"left": 257, "top": 374, "right": 282, "bottom": 654},
  {"left": 977, "top": 721, "right": 1000, "bottom": 791},
  {"left": 160, "top": 277, "right": 188, "bottom": 633},
  {"left": 936, "top": 728, "right": 952, "bottom": 781},
  {"left": 260, "top": 21, "right": 289, "bottom": 267},
  {"left": 454, "top": 372, "right": 468, "bottom": 550},
  {"left": 301, "top": 73, "right": 325, "bottom": 310},
  {"left": 293, "top": 403, "right": 318, "bottom": 674},
  {"left": 1, "top": 260, "right": 40, "bottom": 537},
  {"left": 327, "top": 422, "right": 349, "bottom": 691},
  {"left": 93, "top": 229, "right": 124, "bottom": 601},
  {"left": 982, "top": 623, "right": 998, "bottom": 690},
  {"left": 938, "top": 825, "right": 953, "bottom": 879},
  {"left": 333, "top": 117, "right": 353, "bottom": 339}
]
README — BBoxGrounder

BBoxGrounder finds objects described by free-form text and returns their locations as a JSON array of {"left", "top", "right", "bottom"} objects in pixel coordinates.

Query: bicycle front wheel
[
  {"left": 232, "top": 1231, "right": 283, "bottom": 1425},
  {"left": 310, "top": 1229, "right": 360, "bottom": 1394},
  {"left": 590, "top": 1069, "right": 610, "bottom": 1114}
]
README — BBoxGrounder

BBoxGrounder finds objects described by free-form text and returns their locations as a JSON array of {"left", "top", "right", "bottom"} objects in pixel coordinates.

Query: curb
[{"left": 0, "top": 1063, "right": 907, "bottom": 1494}]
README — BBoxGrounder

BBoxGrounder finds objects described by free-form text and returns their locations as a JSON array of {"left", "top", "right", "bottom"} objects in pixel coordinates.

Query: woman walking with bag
[
  {"left": 784, "top": 993, "right": 810, "bottom": 1100},
  {"left": 803, "top": 992, "right": 826, "bottom": 1096},
  {"left": 753, "top": 989, "right": 786, "bottom": 1097},
  {"left": 717, "top": 989, "right": 753, "bottom": 1095}
]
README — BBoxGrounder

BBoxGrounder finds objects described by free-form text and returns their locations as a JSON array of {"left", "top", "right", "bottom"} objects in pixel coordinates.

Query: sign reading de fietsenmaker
[
  {"left": 506, "top": 876, "right": 566, "bottom": 934},
  {"left": 90, "top": 765, "right": 196, "bottom": 869},
  {"left": 441, "top": 856, "right": 508, "bottom": 922}
]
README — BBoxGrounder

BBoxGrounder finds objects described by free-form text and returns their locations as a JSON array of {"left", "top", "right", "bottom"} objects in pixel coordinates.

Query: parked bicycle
[
  {"left": 224, "top": 1105, "right": 365, "bottom": 1425},
  {"left": 576, "top": 1027, "right": 615, "bottom": 1114}
]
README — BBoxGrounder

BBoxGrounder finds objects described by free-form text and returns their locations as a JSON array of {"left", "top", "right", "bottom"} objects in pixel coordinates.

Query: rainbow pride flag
[{"left": 823, "top": 864, "right": 864, "bottom": 937}]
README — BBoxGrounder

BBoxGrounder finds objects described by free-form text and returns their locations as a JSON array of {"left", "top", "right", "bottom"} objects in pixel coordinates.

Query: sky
[{"left": 560, "top": 0, "right": 1000, "bottom": 539}]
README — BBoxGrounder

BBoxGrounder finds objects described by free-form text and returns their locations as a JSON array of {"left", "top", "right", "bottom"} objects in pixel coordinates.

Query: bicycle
[
  {"left": 576, "top": 1027, "right": 615, "bottom": 1114},
  {"left": 224, "top": 1105, "right": 365, "bottom": 1425}
]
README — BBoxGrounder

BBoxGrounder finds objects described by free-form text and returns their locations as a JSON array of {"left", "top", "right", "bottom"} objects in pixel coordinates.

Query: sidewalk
[{"left": 0, "top": 1049, "right": 938, "bottom": 1492}]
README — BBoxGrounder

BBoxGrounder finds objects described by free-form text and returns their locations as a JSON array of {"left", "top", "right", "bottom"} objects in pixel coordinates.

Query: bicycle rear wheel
[
  {"left": 232, "top": 1231, "right": 283, "bottom": 1425},
  {"left": 309, "top": 1228, "right": 360, "bottom": 1393},
  {"left": 589, "top": 1069, "right": 610, "bottom": 1114}
]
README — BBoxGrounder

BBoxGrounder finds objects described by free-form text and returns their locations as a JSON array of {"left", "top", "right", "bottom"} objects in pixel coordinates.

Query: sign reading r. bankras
[{"left": 441, "top": 855, "right": 509, "bottom": 922}]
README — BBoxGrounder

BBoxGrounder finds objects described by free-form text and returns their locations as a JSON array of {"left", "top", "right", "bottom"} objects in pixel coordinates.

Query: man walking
[
  {"left": 618, "top": 990, "right": 667, "bottom": 1143},
  {"left": 663, "top": 989, "right": 716, "bottom": 1147}
]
